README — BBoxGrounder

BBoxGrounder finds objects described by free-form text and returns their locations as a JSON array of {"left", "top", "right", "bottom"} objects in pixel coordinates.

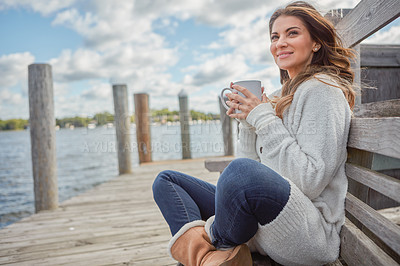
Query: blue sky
[{"left": 0, "top": 0, "right": 398, "bottom": 120}]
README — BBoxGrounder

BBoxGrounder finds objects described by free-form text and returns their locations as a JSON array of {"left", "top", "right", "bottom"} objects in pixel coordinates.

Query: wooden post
[
  {"left": 134, "top": 93, "right": 152, "bottom": 163},
  {"left": 28, "top": 63, "right": 58, "bottom": 212},
  {"left": 353, "top": 44, "right": 362, "bottom": 108},
  {"left": 112, "top": 84, "right": 132, "bottom": 174},
  {"left": 218, "top": 96, "right": 233, "bottom": 156},
  {"left": 178, "top": 90, "right": 192, "bottom": 159}
]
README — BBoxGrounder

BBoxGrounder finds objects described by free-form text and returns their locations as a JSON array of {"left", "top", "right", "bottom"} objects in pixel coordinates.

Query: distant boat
[
  {"left": 87, "top": 123, "right": 96, "bottom": 129},
  {"left": 55, "top": 125, "right": 60, "bottom": 131},
  {"left": 106, "top": 123, "right": 113, "bottom": 129}
]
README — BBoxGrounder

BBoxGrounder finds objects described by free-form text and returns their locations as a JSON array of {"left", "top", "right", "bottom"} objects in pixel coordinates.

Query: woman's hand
[{"left": 226, "top": 83, "right": 270, "bottom": 120}]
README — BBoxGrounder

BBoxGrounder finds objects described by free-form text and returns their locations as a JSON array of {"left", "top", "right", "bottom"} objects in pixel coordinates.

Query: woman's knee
[
  {"left": 219, "top": 158, "right": 290, "bottom": 195},
  {"left": 152, "top": 170, "right": 173, "bottom": 195},
  {"left": 219, "top": 158, "right": 260, "bottom": 186},
  {"left": 217, "top": 158, "right": 256, "bottom": 195}
]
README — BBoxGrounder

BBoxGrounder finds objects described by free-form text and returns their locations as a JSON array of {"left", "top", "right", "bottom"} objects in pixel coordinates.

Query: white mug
[{"left": 220, "top": 80, "right": 262, "bottom": 113}]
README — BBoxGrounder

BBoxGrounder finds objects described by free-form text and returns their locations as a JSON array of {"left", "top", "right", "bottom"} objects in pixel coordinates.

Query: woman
[{"left": 153, "top": 1, "right": 356, "bottom": 265}]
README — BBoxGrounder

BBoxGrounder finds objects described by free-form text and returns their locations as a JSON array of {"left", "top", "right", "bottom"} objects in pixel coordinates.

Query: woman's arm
[
  {"left": 235, "top": 89, "right": 281, "bottom": 161},
  {"left": 236, "top": 122, "right": 260, "bottom": 161},
  {"left": 247, "top": 81, "right": 351, "bottom": 199}
]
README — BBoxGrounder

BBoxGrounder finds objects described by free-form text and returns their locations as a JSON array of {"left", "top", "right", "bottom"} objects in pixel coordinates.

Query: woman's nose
[{"left": 276, "top": 37, "right": 288, "bottom": 48}]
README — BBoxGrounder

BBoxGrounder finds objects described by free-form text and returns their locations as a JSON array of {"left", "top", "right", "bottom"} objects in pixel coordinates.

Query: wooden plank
[
  {"left": 378, "top": 206, "right": 400, "bottom": 225},
  {"left": 345, "top": 193, "right": 400, "bottom": 255},
  {"left": 361, "top": 68, "right": 400, "bottom": 104},
  {"left": 346, "top": 163, "right": 400, "bottom": 203},
  {"left": 0, "top": 158, "right": 217, "bottom": 266},
  {"left": 361, "top": 45, "right": 400, "bottom": 67},
  {"left": 348, "top": 117, "right": 400, "bottom": 159},
  {"left": 204, "top": 157, "right": 234, "bottom": 173},
  {"left": 354, "top": 99, "right": 400, "bottom": 118},
  {"left": 353, "top": 44, "right": 362, "bottom": 107},
  {"left": 335, "top": 0, "right": 400, "bottom": 48},
  {"left": 340, "top": 218, "right": 398, "bottom": 266}
]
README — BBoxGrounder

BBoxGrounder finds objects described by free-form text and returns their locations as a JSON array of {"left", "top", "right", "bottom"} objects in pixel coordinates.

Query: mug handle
[{"left": 220, "top": 87, "right": 233, "bottom": 110}]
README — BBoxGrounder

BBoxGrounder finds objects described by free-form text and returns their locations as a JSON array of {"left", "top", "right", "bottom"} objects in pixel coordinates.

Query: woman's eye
[
  {"left": 288, "top": 31, "right": 298, "bottom": 36},
  {"left": 271, "top": 35, "right": 278, "bottom": 41}
]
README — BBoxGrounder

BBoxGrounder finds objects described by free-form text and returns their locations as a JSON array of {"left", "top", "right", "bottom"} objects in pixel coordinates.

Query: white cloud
[
  {"left": 183, "top": 54, "right": 249, "bottom": 87},
  {"left": 0, "top": 52, "right": 34, "bottom": 88},
  {"left": 0, "top": 89, "right": 27, "bottom": 119},
  {"left": 0, "top": 0, "right": 392, "bottom": 119},
  {"left": 0, "top": 0, "right": 77, "bottom": 16},
  {"left": 0, "top": 89, "right": 23, "bottom": 105},
  {"left": 0, "top": 52, "right": 34, "bottom": 119},
  {"left": 363, "top": 25, "right": 400, "bottom": 44}
]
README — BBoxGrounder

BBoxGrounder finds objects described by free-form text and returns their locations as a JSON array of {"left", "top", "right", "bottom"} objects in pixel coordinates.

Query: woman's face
[{"left": 270, "top": 15, "right": 318, "bottom": 78}]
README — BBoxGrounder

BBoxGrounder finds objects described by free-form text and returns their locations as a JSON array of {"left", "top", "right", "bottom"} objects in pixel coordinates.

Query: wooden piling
[
  {"left": 28, "top": 63, "right": 58, "bottom": 212},
  {"left": 218, "top": 96, "right": 233, "bottom": 156},
  {"left": 112, "top": 84, "right": 132, "bottom": 174},
  {"left": 134, "top": 93, "right": 152, "bottom": 163},
  {"left": 178, "top": 90, "right": 192, "bottom": 159}
]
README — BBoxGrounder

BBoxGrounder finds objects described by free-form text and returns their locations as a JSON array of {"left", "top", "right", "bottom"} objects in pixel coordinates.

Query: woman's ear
[{"left": 313, "top": 43, "right": 321, "bottom": 52}]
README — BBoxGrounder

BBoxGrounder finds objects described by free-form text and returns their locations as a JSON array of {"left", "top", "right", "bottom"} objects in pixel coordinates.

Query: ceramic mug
[{"left": 220, "top": 80, "right": 262, "bottom": 113}]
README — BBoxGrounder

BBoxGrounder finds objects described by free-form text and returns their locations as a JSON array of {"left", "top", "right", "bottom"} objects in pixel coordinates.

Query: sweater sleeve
[
  {"left": 235, "top": 89, "right": 282, "bottom": 161},
  {"left": 236, "top": 122, "right": 260, "bottom": 161},
  {"left": 246, "top": 82, "right": 349, "bottom": 199}
]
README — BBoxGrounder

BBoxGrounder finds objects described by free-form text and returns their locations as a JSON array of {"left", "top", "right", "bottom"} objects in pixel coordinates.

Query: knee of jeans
[
  {"left": 221, "top": 158, "right": 256, "bottom": 181},
  {"left": 152, "top": 170, "right": 172, "bottom": 196},
  {"left": 226, "top": 158, "right": 257, "bottom": 173},
  {"left": 218, "top": 158, "right": 254, "bottom": 192}
]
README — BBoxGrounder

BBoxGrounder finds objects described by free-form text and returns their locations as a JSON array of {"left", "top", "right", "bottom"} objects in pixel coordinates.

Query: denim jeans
[{"left": 152, "top": 158, "right": 290, "bottom": 249}]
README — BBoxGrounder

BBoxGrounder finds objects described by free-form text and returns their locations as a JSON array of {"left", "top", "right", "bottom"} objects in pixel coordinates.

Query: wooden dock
[{"left": 0, "top": 158, "right": 222, "bottom": 265}]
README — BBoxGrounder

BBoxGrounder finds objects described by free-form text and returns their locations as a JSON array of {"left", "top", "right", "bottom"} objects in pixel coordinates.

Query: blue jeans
[{"left": 152, "top": 158, "right": 290, "bottom": 249}]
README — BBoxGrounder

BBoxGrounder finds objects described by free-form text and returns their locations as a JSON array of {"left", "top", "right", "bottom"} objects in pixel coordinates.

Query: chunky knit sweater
[{"left": 237, "top": 75, "right": 352, "bottom": 265}]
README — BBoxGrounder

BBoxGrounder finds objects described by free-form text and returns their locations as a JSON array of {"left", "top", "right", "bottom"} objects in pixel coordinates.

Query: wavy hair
[{"left": 269, "top": 1, "right": 356, "bottom": 118}]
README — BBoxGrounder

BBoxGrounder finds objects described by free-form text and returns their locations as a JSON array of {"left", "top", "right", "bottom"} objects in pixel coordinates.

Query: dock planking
[{"left": 0, "top": 158, "right": 222, "bottom": 266}]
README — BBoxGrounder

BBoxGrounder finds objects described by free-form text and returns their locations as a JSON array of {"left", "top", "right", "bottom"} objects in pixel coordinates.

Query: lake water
[{"left": 0, "top": 121, "right": 237, "bottom": 229}]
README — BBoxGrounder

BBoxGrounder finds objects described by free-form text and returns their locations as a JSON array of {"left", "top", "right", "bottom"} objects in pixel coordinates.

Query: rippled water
[{"left": 0, "top": 121, "right": 237, "bottom": 229}]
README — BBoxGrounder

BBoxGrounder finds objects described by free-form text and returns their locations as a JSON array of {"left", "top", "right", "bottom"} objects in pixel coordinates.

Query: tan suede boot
[{"left": 170, "top": 226, "right": 252, "bottom": 266}]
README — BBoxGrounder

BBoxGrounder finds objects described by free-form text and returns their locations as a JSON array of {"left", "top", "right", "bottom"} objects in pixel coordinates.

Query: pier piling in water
[
  {"left": 28, "top": 63, "right": 59, "bottom": 212},
  {"left": 112, "top": 84, "right": 132, "bottom": 174},
  {"left": 218, "top": 96, "right": 233, "bottom": 156},
  {"left": 134, "top": 93, "right": 152, "bottom": 163},
  {"left": 178, "top": 89, "right": 192, "bottom": 159}
]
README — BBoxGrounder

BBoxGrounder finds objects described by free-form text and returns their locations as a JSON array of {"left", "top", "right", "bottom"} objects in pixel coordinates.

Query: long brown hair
[{"left": 269, "top": 1, "right": 356, "bottom": 118}]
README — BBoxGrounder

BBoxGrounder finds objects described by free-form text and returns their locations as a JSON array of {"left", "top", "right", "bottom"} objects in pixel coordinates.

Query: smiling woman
[
  {"left": 270, "top": 15, "right": 319, "bottom": 79},
  {"left": 152, "top": 1, "right": 358, "bottom": 265}
]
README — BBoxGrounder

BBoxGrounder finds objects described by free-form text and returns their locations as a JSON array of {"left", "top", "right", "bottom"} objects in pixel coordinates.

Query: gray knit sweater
[{"left": 239, "top": 75, "right": 351, "bottom": 265}]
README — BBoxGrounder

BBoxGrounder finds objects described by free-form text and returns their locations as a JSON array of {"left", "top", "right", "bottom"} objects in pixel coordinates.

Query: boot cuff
[
  {"left": 204, "top": 215, "right": 215, "bottom": 243},
  {"left": 168, "top": 220, "right": 206, "bottom": 258}
]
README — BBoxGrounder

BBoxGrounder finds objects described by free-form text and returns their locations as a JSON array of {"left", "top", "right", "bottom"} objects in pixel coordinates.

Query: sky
[{"left": 0, "top": 0, "right": 399, "bottom": 120}]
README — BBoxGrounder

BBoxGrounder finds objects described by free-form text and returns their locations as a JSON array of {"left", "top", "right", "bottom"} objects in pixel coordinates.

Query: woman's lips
[{"left": 277, "top": 52, "right": 293, "bottom": 59}]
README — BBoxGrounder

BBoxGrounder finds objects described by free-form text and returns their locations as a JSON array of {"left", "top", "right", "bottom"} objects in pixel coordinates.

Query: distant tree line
[
  {"left": 1, "top": 109, "right": 219, "bottom": 131},
  {"left": 0, "top": 119, "right": 29, "bottom": 131}
]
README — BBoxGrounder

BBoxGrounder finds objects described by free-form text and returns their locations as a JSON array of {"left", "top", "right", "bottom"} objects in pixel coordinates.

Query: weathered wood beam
[
  {"left": 346, "top": 163, "right": 400, "bottom": 203},
  {"left": 354, "top": 99, "right": 400, "bottom": 118},
  {"left": 361, "top": 44, "right": 400, "bottom": 67},
  {"left": 345, "top": 193, "right": 400, "bottom": 255},
  {"left": 348, "top": 117, "right": 400, "bottom": 159},
  {"left": 340, "top": 218, "right": 398, "bottom": 266},
  {"left": 336, "top": 0, "right": 400, "bottom": 48}
]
